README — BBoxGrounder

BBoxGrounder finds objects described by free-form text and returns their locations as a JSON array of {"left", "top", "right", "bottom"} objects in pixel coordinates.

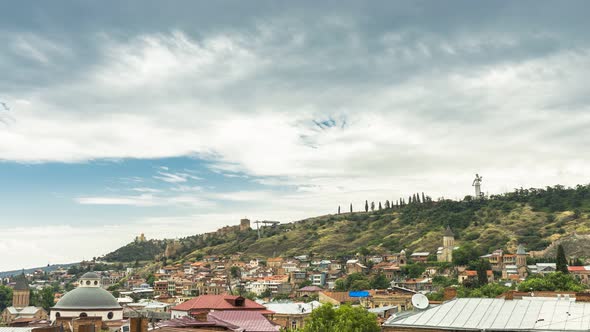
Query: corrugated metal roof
[
  {"left": 384, "top": 298, "right": 590, "bottom": 331},
  {"left": 263, "top": 301, "right": 319, "bottom": 315},
  {"left": 0, "top": 328, "right": 34, "bottom": 332}
]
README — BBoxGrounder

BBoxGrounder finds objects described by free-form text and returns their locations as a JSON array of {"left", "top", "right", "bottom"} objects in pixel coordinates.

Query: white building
[{"left": 50, "top": 272, "right": 123, "bottom": 323}]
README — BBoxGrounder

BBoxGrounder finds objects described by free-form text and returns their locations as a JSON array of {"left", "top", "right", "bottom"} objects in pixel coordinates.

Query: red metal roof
[
  {"left": 172, "top": 295, "right": 268, "bottom": 312},
  {"left": 209, "top": 311, "right": 280, "bottom": 332},
  {"left": 568, "top": 266, "right": 587, "bottom": 272}
]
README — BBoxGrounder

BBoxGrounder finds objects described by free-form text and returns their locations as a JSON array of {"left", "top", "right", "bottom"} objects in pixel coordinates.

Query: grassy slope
[{"left": 103, "top": 185, "right": 590, "bottom": 264}]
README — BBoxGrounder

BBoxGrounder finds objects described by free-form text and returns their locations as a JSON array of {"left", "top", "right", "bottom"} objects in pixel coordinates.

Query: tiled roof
[
  {"left": 298, "top": 286, "right": 323, "bottom": 292},
  {"left": 568, "top": 266, "right": 590, "bottom": 272},
  {"left": 209, "top": 311, "right": 280, "bottom": 332},
  {"left": 320, "top": 291, "right": 357, "bottom": 304},
  {"left": 172, "top": 295, "right": 267, "bottom": 312}
]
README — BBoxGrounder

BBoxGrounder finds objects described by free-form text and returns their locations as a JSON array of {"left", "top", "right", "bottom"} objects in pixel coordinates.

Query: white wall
[{"left": 50, "top": 309, "right": 123, "bottom": 322}]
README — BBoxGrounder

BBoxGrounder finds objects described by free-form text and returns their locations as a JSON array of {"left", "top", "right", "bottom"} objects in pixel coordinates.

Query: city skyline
[{"left": 2, "top": 1, "right": 590, "bottom": 271}]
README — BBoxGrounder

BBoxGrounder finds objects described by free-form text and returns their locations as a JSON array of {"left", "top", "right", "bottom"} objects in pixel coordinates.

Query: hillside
[{"left": 102, "top": 184, "right": 590, "bottom": 265}]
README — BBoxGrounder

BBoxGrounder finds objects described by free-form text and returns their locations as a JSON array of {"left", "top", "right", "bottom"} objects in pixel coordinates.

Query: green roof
[
  {"left": 53, "top": 287, "right": 121, "bottom": 310},
  {"left": 13, "top": 273, "right": 29, "bottom": 291}
]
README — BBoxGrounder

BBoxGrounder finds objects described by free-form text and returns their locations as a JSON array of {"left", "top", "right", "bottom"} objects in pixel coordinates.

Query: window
[
  {"left": 94, "top": 281, "right": 98, "bottom": 285},
  {"left": 55, "top": 312, "right": 61, "bottom": 318},
  {"left": 107, "top": 312, "right": 114, "bottom": 319},
  {"left": 291, "top": 321, "right": 297, "bottom": 329},
  {"left": 86, "top": 281, "right": 91, "bottom": 285},
  {"left": 79, "top": 313, "right": 88, "bottom": 318}
]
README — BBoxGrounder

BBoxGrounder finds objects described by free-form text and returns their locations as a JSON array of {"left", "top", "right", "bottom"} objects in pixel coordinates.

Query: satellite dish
[{"left": 411, "top": 293, "right": 429, "bottom": 310}]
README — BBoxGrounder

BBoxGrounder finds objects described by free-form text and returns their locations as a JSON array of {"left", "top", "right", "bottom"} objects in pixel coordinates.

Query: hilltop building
[
  {"left": 1, "top": 273, "right": 48, "bottom": 325},
  {"left": 50, "top": 272, "right": 123, "bottom": 327},
  {"left": 436, "top": 226, "right": 455, "bottom": 262},
  {"left": 240, "top": 218, "right": 251, "bottom": 231},
  {"left": 135, "top": 233, "right": 146, "bottom": 243}
]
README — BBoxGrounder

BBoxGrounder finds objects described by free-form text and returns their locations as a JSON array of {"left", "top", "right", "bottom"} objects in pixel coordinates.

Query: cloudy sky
[{"left": 1, "top": 1, "right": 589, "bottom": 271}]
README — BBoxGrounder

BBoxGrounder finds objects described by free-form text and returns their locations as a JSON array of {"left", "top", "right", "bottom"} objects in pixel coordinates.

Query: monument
[{"left": 472, "top": 174, "right": 483, "bottom": 198}]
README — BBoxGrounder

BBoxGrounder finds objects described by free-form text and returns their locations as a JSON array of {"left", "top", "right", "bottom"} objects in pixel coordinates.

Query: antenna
[{"left": 411, "top": 293, "right": 429, "bottom": 310}]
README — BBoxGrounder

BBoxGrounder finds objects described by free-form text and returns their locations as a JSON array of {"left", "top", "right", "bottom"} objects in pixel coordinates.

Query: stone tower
[
  {"left": 437, "top": 226, "right": 455, "bottom": 262},
  {"left": 12, "top": 273, "right": 30, "bottom": 308},
  {"left": 240, "top": 218, "right": 251, "bottom": 231},
  {"left": 516, "top": 244, "right": 528, "bottom": 278},
  {"left": 516, "top": 244, "right": 527, "bottom": 267}
]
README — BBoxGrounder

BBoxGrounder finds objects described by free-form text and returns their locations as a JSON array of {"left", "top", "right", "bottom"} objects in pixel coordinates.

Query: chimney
[
  {"left": 130, "top": 317, "right": 148, "bottom": 332},
  {"left": 443, "top": 287, "right": 457, "bottom": 301},
  {"left": 576, "top": 292, "right": 590, "bottom": 302},
  {"left": 504, "top": 290, "right": 515, "bottom": 300}
]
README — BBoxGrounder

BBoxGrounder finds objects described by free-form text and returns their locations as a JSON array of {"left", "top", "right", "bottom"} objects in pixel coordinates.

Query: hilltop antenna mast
[{"left": 254, "top": 220, "right": 280, "bottom": 239}]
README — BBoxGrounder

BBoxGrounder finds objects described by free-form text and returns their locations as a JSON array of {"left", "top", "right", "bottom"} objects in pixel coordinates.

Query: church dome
[
  {"left": 53, "top": 287, "right": 121, "bottom": 310},
  {"left": 80, "top": 272, "right": 101, "bottom": 279}
]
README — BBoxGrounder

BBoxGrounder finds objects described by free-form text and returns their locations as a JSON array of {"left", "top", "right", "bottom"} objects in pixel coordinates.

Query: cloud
[
  {"left": 3, "top": 2, "right": 590, "bottom": 269},
  {"left": 76, "top": 193, "right": 212, "bottom": 208}
]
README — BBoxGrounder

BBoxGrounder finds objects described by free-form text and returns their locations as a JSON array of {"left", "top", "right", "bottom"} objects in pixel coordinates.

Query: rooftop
[{"left": 385, "top": 297, "right": 590, "bottom": 331}]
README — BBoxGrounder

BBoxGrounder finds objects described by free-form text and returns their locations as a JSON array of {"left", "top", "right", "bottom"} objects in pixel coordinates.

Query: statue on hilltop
[{"left": 472, "top": 174, "right": 483, "bottom": 198}]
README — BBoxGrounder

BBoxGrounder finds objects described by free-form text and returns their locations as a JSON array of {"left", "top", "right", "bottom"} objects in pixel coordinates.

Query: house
[
  {"left": 296, "top": 286, "right": 323, "bottom": 298},
  {"left": 264, "top": 301, "right": 320, "bottom": 330},
  {"left": 267, "top": 257, "right": 284, "bottom": 269},
  {"left": 528, "top": 263, "right": 556, "bottom": 275},
  {"left": 394, "top": 278, "right": 433, "bottom": 292},
  {"left": 569, "top": 266, "right": 590, "bottom": 285},
  {"left": 410, "top": 252, "right": 430, "bottom": 263},
  {"left": 170, "top": 295, "right": 271, "bottom": 319},
  {"left": 318, "top": 291, "right": 358, "bottom": 305},
  {"left": 156, "top": 312, "right": 279, "bottom": 331},
  {"left": 345, "top": 260, "right": 367, "bottom": 274},
  {"left": 458, "top": 270, "right": 494, "bottom": 284}
]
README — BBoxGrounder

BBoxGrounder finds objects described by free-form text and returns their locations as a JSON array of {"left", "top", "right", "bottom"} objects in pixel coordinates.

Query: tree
[
  {"left": 303, "top": 303, "right": 380, "bottom": 332},
  {"left": 452, "top": 243, "right": 481, "bottom": 266},
  {"left": 146, "top": 274, "right": 155, "bottom": 286},
  {"left": 0, "top": 285, "right": 12, "bottom": 311},
  {"left": 370, "top": 201, "right": 375, "bottom": 211},
  {"left": 556, "top": 244, "right": 568, "bottom": 274},
  {"left": 350, "top": 203, "right": 353, "bottom": 213},
  {"left": 230, "top": 266, "right": 241, "bottom": 279},
  {"left": 350, "top": 280, "right": 371, "bottom": 291},
  {"left": 385, "top": 200, "right": 390, "bottom": 209},
  {"left": 370, "top": 273, "right": 390, "bottom": 289},
  {"left": 338, "top": 206, "right": 341, "bottom": 214},
  {"left": 37, "top": 287, "right": 55, "bottom": 311},
  {"left": 476, "top": 259, "right": 490, "bottom": 286},
  {"left": 518, "top": 272, "right": 584, "bottom": 292},
  {"left": 422, "top": 192, "right": 426, "bottom": 203},
  {"left": 378, "top": 202, "right": 382, "bottom": 210},
  {"left": 365, "top": 200, "right": 368, "bottom": 212}
]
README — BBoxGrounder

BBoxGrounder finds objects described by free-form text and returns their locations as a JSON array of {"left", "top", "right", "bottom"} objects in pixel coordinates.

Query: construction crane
[{"left": 254, "top": 220, "right": 280, "bottom": 239}]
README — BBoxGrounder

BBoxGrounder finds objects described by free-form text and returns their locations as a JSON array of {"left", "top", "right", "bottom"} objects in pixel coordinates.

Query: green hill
[{"left": 102, "top": 184, "right": 590, "bottom": 264}]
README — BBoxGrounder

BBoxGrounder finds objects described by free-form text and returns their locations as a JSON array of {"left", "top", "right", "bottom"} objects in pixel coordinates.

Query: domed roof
[
  {"left": 81, "top": 272, "right": 101, "bottom": 279},
  {"left": 53, "top": 287, "right": 121, "bottom": 310}
]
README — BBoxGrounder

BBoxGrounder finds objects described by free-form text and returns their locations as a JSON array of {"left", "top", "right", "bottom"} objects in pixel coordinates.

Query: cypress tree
[
  {"left": 365, "top": 200, "right": 369, "bottom": 212},
  {"left": 350, "top": 203, "right": 353, "bottom": 213},
  {"left": 556, "top": 244, "right": 568, "bottom": 274},
  {"left": 338, "top": 206, "right": 341, "bottom": 214},
  {"left": 422, "top": 192, "right": 426, "bottom": 203},
  {"left": 371, "top": 201, "right": 375, "bottom": 211},
  {"left": 477, "top": 259, "right": 489, "bottom": 286},
  {"left": 378, "top": 202, "right": 382, "bottom": 210}
]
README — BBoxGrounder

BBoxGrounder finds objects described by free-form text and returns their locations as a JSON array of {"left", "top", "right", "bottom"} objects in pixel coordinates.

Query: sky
[{"left": 1, "top": 1, "right": 590, "bottom": 271}]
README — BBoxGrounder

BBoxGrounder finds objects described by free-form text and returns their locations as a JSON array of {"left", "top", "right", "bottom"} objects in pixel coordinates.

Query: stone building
[
  {"left": 0, "top": 273, "right": 48, "bottom": 325},
  {"left": 436, "top": 226, "right": 454, "bottom": 262}
]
